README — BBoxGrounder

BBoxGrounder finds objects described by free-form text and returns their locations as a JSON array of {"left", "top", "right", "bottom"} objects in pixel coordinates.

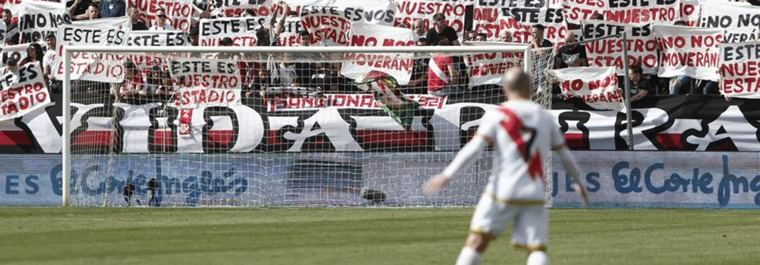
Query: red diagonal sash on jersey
[{"left": 498, "top": 106, "right": 545, "bottom": 183}]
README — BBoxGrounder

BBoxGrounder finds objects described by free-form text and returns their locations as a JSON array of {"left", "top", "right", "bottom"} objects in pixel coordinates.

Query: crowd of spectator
[{"left": 0, "top": 0, "right": 726, "bottom": 106}]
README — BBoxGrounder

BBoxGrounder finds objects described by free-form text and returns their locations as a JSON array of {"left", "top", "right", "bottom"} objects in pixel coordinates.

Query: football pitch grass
[{"left": 1, "top": 208, "right": 758, "bottom": 265}]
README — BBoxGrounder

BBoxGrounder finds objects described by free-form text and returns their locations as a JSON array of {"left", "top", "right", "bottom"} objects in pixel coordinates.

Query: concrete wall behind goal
[{"left": 1, "top": 151, "right": 759, "bottom": 208}]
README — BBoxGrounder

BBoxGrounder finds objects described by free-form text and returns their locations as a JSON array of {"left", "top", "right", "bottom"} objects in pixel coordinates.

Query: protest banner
[
  {"left": 562, "top": 0, "right": 679, "bottom": 26},
  {"left": 53, "top": 24, "right": 130, "bottom": 83},
  {"left": 393, "top": 0, "right": 469, "bottom": 36},
  {"left": 209, "top": 0, "right": 273, "bottom": 17},
  {"left": 18, "top": 1, "right": 71, "bottom": 44},
  {"left": 472, "top": 0, "right": 567, "bottom": 43},
  {"left": 169, "top": 58, "right": 243, "bottom": 137},
  {"left": 654, "top": 25, "right": 722, "bottom": 81},
  {"left": 171, "top": 86, "right": 242, "bottom": 109},
  {"left": 547, "top": 66, "right": 623, "bottom": 110},
  {"left": 581, "top": 20, "right": 658, "bottom": 75},
  {"left": 127, "top": 30, "right": 189, "bottom": 70},
  {"left": 266, "top": 93, "right": 446, "bottom": 112},
  {"left": 168, "top": 59, "right": 242, "bottom": 90},
  {"left": 340, "top": 23, "right": 415, "bottom": 85},
  {"left": 283, "top": 0, "right": 395, "bottom": 46},
  {"left": 699, "top": 2, "right": 760, "bottom": 44},
  {"left": 277, "top": 16, "right": 303, "bottom": 47},
  {"left": 127, "top": 0, "right": 195, "bottom": 31},
  {"left": 0, "top": 62, "right": 50, "bottom": 121},
  {"left": 463, "top": 41, "right": 524, "bottom": 88},
  {"left": 719, "top": 41, "right": 760, "bottom": 98},
  {"left": 128, "top": 30, "right": 189, "bottom": 46},
  {"left": 199, "top": 16, "right": 269, "bottom": 46}
]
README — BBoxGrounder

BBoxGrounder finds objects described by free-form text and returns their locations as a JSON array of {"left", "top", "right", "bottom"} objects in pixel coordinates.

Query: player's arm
[
  {"left": 423, "top": 134, "right": 491, "bottom": 195},
  {"left": 555, "top": 144, "right": 589, "bottom": 207}
]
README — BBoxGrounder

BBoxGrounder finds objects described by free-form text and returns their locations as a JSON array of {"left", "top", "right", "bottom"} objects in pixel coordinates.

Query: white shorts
[{"left": 469, "top": 193, "right": 548, "bottom": 251}]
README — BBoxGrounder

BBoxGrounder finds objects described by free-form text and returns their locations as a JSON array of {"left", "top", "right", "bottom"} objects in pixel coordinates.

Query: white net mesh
[{"left": 64, "top": 46, "right": 555, "bottom": 207}]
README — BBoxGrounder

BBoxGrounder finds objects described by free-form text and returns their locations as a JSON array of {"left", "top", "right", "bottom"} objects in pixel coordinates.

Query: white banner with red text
[
  {"left": 581, "top": 20, "right": 658, "bottom": 75},
  {"left": 340, "top": 23, "right": 416, "bottom": 85},
  {"left": 0, "top": 62, "right": 50, "bottom": 122},
  {"left": 547, "top": 66, "right": 623, "bottom": 110},
  {"left": 654, "top": 25, "right": 721, "bottom": 81}
]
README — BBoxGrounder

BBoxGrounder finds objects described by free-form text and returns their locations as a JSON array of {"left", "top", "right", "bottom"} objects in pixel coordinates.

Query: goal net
[{"left": 61, "top": 45, "right": 556, "bottom": 207}]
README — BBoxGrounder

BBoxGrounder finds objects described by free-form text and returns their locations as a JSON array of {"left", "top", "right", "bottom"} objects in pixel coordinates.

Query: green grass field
[{"left": 1, "top": 208, "right": 758, "bottom": 265}]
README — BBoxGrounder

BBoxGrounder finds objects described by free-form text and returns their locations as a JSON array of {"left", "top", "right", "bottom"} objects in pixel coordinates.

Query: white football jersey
[{"left": 475, "top": 100, "right": 565, "bottom": 202}]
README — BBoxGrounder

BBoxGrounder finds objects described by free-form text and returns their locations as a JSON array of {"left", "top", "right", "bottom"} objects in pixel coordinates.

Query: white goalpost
[{"left": 61, "top": 45, "right": 554, "bottom": 207}]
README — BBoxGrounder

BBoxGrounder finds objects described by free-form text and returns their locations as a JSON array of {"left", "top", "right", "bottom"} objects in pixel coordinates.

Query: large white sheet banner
[
  {"left": 473, "top": 0, "right": 567, "bottom": 43},
  {"left": 562, "top": 0, "right": 680, "bottom": 26},
  {"left": 283, "top": 0, "right": 395, "bottom": 46},
  {"left": 0, "top": 62, "right": 50, "bottom": 121},
  {"left": 340, "top": 23, "right": 415, "bottom": 85},
  {"left": 53, "top": 24, "right": 130, "bottom": 83},
  {"left": 698, "top": 2, "right": 760, "bottom": 43},
  {"left": 168, "top": 59, "right": 242, "bottom": 90},
  {"left": 547, "top": 66, "right": 623, "bottom": 110},
  {"left": 719, "top": 41, "right": 760, "bottom": 99},
  {"left": 199, "top": 16, "right": 270, "bottom": 46},
  {"left": 654, "top": 25, "right": 722, "bottom": 81},
  {"left": 18, "top": 1, "right": 71, "bottom": 44},
  {"left": 581, "top": 20, "right": 658, "bottom": 75},
  {"left": 463, "top": 42, "right": 524, "bottom": 88}
]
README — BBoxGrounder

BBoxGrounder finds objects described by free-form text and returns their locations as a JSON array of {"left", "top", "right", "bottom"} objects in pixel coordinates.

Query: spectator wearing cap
[
  {"left": 99, "top": 0, "right": 125, "bottom": 18},
  {"left": 2, "top": 10, "right": 19, "bottom": 45},
  {"left": 67, "top": 0, "right": 94, "bottom": 20},
  {"left": 129, "top": 7, "right": 148, "bottom": 31},
  {"left": 530, "top": 24, "right": 552, "bottom": 48},
  {"left": 150, "top": 8, "right": 175, "bottom": 31},
  {"left": 426, "top": 13, "right": 459, "bottom": 46}
]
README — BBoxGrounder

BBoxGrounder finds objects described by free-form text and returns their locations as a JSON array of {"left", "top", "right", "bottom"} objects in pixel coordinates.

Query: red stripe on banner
[
  {"left": 497, "top": 107, "right": 527, "bottom": 159},
  {"left": 564, "top": 133, "right": 585, "bottom": 149},
  {"left": 73, "top": 131, "right": 112, "bottom": 146},
  {"left": 0, "top": 131, "right": 31, "bottom": 145},
  {"left": 654, "top": 134, "right": 683, "bottom": 150},
  {"left": 356, "top": 130, "right": 429, "bottom": 146},
  {"left": 208, "top": 130, "right": 234, "bottom": 144},
  {"left": 153, "top": 130, "right": 174, "bottom": 146}
]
